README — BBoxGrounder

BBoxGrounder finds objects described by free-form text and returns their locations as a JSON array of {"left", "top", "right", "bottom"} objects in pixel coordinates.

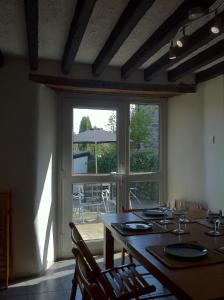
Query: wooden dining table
[{"left": 100, "top": 212, "right": 224, "bottom": 300}]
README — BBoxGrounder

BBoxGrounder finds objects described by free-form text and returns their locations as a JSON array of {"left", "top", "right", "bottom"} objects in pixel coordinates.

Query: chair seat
[{"left": 102, "top": 263, "right": 156, "bottom": 299}]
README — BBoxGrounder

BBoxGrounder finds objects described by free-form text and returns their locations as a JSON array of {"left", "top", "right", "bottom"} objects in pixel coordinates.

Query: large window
[{"left": 59, "top": 96, "right": 166, "bottom": 255}]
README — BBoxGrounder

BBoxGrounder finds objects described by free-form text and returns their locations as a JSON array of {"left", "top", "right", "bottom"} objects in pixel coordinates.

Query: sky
[{"left": 73, "top": 108, "right": 116, "bottom": 133}]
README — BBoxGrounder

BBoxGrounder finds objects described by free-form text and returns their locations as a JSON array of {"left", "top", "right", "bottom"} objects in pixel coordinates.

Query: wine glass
[
  {"left": 207, "top": 209, "right": 222, "bottom": 236},
  {"left": 172, "top": 214, "right": 186, "bottom": 234},
  {"left": 158, "top": 207, "right": 171, "bottom": 225},
  {"left": 179, "top": 209, "right": 190, "bottom": 223}
]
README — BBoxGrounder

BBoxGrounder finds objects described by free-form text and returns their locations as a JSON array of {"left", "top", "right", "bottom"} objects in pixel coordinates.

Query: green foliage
[
  {"left": 79, "top": 116, "right": 92, "bottom": 133},
  {"left": 87, "top": 144, "right": 117, "bottom": 173},
  {"left": 106, "top": 111, "right": 116, "bottom": 132},
  {"left": 130, "top": 106, "right": 151, "bottom": 148},
  {"left": 130, "top": 149, "right": 159, "bottom": 173},
  {"left": 78, "top": 116, "right": 92, "bottom": 151},
  {"left": 87, "top": 147, "right": 159, "bottom": 174}
]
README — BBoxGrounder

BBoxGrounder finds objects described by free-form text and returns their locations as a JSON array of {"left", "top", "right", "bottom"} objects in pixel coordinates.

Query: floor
[{"left": 0, "top": 254, "right": 177, "bottom": 300}]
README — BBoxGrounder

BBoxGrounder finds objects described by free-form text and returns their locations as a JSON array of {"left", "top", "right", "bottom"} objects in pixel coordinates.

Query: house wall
[
  {"left": 0, "top": 58, "right": 59, "bottom": 278},
  {"left": 168, "top": 75, "right": 224, "bottom": 211}
]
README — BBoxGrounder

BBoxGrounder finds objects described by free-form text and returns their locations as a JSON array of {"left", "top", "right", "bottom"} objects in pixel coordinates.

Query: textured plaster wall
[
  {"left": 168, "top": 91, "right": 205, "bottom": 203},
  {"left": 200, "top": 76, "right": 224, "bottom": 211},
  {"left": 168, "top": 76, "right": 224, "bottom": 211},
  {"left": 0, "top": 57, "right": 58, "bottom": 277}
]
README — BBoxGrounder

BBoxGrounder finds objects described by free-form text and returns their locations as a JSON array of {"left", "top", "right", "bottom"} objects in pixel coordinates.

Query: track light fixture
[
  {"left": 170, "top": 1, "right": 224, "bottom": 60},
  {"left": 169, "top": 41, "right": 176, "bottom": 60},
  {"left": 176, "top": 27, "right": 188, "bottom": 48},
  {"left": 210, "top": 10, "right": 222, "bottom": 34}
]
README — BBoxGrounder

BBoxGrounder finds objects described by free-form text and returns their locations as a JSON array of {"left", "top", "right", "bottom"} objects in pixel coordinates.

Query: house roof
[{"left": 73, "top": 128, "right": 116, "bottom": 144}]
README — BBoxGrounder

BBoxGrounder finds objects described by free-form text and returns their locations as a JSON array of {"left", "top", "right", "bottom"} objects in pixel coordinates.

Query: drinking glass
[
  {"left": 178, "top": 209, "right": 190, "bottom": 223},
  {"left": 207, "top": 209, "right": 222, "bottom": 236},
  {"left": 172, "top": 215, "right": 186, "bottom": 234},
  {"left": 158, "top": 207, "right": 171, "bottom": 225}
]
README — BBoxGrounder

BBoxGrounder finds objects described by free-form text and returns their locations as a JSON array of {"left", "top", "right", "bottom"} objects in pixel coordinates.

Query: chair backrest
[
  {"left": 69, "top": 222, "right": 102, "bottom": 275},
  {"left": 75, "top": 240, "right": 115, "bottom": 297},
  {"left": 69, "top": 222, "right": 83, "bottom": 245},
  {"left": 122, "top": 205, "right": 157, "bottom": 212},
  {"left": 74, "top": 248, "right": 107, "bottom": 300},
  {"left": 174, "top": 199, "right": 203, "bottom": 210}
]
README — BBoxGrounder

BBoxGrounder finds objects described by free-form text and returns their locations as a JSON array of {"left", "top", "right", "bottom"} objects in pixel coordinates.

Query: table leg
[{"left": 104, "top": 226, "right": 114, "bottom": 268}]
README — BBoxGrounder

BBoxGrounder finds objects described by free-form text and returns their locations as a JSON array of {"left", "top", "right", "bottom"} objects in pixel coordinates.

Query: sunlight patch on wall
[{"left": 35, "top": 155, "right": 54, "bottom": 265}]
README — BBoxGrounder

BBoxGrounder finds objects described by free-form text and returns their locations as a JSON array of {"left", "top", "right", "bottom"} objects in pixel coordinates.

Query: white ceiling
[
  {"left": 0, "top": 0, "right": 223, "bottom": 76},
  {"left": 0, "top": 0, "right": 182, "bottom": 65}
]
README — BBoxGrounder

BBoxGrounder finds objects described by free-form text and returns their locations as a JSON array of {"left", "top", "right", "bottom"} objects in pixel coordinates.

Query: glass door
[
  {"left": 59, "top": 95, "right": 166, "bottom": 257},
  {"left": 127, "top": 102, "right": 166, "bottom": 209}
]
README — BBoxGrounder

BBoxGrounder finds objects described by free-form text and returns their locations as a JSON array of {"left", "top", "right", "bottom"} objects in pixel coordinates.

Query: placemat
[
  {"left": 146, "top": 243, "right": 224, "bottom": 269},
  {"left": 196, "top": 219, "right": 214, "bottom": 228},
  {"left": 111, "top": 221, "right": 169, "bottom": 236},
  {"left": 133, "top": 211, "right": 174, "bottom": 221}
]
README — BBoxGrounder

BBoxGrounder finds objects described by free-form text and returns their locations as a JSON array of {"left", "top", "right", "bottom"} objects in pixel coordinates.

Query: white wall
[
  {"left": 200, "top": 77, "right": 224, "bottom": 211},
  {"left": 168, "top": 91, "right": 205, "bottom": 203},
  {"left": 0, "top": 58, "right": 59, "bottom": 278},
  {"left": 168, "top": 76, "right": 224, "bottom": 211}
]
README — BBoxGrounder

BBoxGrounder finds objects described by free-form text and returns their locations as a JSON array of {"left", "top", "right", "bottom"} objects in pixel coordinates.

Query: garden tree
[
  {"left": 106, "top": 111, "right": 116, "bottom": 132},
  {"left": 130, "top": 106, "right": 151, "bottom": 149},
  {"left": 79, "top": 116, "right": 92, "bottom": 133},
  {"left": 78, "top": 116, "right": 92, "bottom": 151}
]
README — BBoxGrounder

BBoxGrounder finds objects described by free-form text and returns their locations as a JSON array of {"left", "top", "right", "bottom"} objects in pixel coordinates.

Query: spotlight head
[
  {"left": 169, "top": 41, "right": 176, "bottom": 60},
  {"left": 176, "top": 27, "right": 188, "bottom": 48},
  {"left": 211, "top": 11, "right": 221, "bottom": 35},
  {"left": 211, "top": 25, "right": 220, "bottom": 34},
  {"left": 176, "top": 38, "right": 184, "bottom": 48}
]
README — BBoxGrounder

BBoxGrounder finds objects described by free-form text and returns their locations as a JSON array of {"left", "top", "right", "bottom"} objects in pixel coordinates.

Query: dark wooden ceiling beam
[
  {"left": 196, "top": 61, "right": 224, "bottom": 83},
  {"left": 168, "top": 39, "right": 224, "bottom": 82},
  {"left": 24, "top": 0, "right": 38, "bottom": 70},
  {"left": 92, "top": 0, "right": 155, "bottom": 76},
  {"left": 121, "top": 0, "right": 190, "bottom": 79},
  {"left": 144, "top": 8, "right": 224, "bottom": 81},
  {"left": 62, "top": 0, "right": 96, "bottom": 74},
  {"left": 29, "top": 73, "right": 196, "bottom": 98}
]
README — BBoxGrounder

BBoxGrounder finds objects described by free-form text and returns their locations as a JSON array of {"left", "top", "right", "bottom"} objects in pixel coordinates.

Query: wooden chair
[
  {"left": 173, "top": 199, "right": 203, "bottom": 210},
  {"left": 169, "top": 199, "right": 206, "bottom": 219},
  {"left": 0, "top": 190, "right": 12, "bottom": 289},
  {"left": 69, "top": 222, "right": 157, "bottom": 299}
]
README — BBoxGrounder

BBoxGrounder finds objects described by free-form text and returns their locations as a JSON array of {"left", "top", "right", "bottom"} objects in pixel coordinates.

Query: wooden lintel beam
[
  {"left": 196, "top": 61, "right": 224, "bottom": 83},
  {"left": 168, "top": 39, "right": 224, "bottom": 82},
  {"left": 144, "top": 8, "right": 224, "bottom": 81},
  {"left": 29, "top": 74, "right": 196, "bottom": 98},
  {"left": 62, "top": 0, "right": 96, "bottom": 74},
  {"left": 121, "top": 0, "right": 190, "bottom": 79},
  {"left": 24, "top": 0, "right": 38, "bottom": 70},
  {"left": 92, "top": 0, "right": 155, "bottom": 76}
]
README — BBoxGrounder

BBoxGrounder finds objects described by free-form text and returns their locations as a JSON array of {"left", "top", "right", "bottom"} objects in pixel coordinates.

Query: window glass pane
[
  {"left": 128, "top": 182, "right": 160, "bottom": 209},
  {"left": 72, "top": 108, "right": 117, "bottom": 175},
  {"left": 72, "top": 182, "right": 116, "bottom": 240},
  {"left": 129, "top": 104, "right": 160, "bottom": 173}
]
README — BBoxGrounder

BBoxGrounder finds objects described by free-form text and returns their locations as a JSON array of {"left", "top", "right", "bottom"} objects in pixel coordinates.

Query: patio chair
[
  {"left": 73, "top": 184, "right": 108, "bottom": 223},
  {"left": 69, "top": 222, "right": 156, "bottom": 300}
]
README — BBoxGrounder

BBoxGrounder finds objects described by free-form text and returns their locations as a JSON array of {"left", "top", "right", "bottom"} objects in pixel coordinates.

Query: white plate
[
  {"left": 121, "top": 221, "right": 153, "bottom": 231},
  {"left": 164, "top": 243, "right": 208, "bottom": 259},
  {"left": 143, "top": 210, "right": 164, "bottom": 217}
]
